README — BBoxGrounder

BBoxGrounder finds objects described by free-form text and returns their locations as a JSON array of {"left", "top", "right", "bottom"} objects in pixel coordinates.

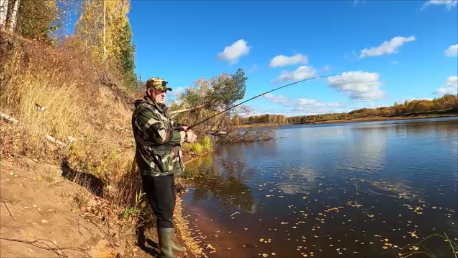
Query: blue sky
[{"left": 126, "top": 0, "right": 457, "bottom": 116}]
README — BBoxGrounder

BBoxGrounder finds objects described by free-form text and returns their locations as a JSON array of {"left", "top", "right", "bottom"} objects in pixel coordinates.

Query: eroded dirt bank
[{"left": 0, "top": 156, "right": 206, "bottom": 258}]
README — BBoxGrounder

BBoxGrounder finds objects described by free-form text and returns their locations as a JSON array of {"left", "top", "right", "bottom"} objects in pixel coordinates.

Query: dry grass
[
  {"left": 0, "top": 32, "right": 206, "bottom": 258},
  {"left": 0, "top": 31, "right": 134, "bottom": 195}
]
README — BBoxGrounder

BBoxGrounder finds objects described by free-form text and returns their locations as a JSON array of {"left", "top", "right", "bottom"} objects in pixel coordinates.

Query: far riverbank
[{"left": 235, "top": 113, "right": 458, "bottom": 129}]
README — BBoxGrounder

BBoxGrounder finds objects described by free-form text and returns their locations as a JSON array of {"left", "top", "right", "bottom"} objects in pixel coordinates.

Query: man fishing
[{"left": 131, "top": 77, "right": 197, "bottom": 258}]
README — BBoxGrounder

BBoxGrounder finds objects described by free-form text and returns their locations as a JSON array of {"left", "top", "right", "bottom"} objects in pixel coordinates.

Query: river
[{"left": 182, "top": 117, "right": 458, "bottom": 258}]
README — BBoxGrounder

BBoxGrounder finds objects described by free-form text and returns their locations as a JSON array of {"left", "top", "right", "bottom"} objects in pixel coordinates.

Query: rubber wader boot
[{"left": 157, "top": 228, "right": 186, "bottom": 258}]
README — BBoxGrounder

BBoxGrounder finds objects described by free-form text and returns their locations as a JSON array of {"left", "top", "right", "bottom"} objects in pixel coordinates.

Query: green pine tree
[{"left": 118, "top": 22, "right": 137, "bottom": 89}]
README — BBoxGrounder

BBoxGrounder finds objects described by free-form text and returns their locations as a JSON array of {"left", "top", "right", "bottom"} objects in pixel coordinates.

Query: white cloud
[
  {"left": 433, "top": 76, "right": 458, "bottom": 95},
  {"left": 233, "top": 105, "right": 256, "bottom": 114},
  {"left": 360, "top": 36, "right": 415, "bottom": 58},
  {"left": 263, "top": 93, "right": 344, "bottom": 114},
  {"left": 445, "top": 44, "right": 458, "bottom": 57},
  {"left": 269, "top": 54, "right": 308, "bottom": 68},
  {"left": 435, "top": 87, "right": 457, "bottom": 95},
  {"left": 322, "top": 65, "right": 331, "bottom": 72},
  {"left": 327, "top": 71, "right": 385, "bottom": 100},
  {"left": 410, "top": 97, "right": 434, "bottom": 101},
  {"left": 173, "top": 87, "right": 186, "bottom": 97},
  {"left": 446, "top": 76, "right": 458, "bottom": 87},
  {"left": 271, "top": 66, "right": 317, "bottom": 84},
  {"left": 422, "top": 0, "right": 457, "bottom": 10},
  {"left": 391, "top": 61, "right": 398, "bottom": 65},
  {"left": 248, "top": 64, "right": 258, "bottom": 73},
  {"left": 264, "top": 94, "right": 294, "bottom": 106},
  {"left": 166, "top": 86, "right": 188, "bottom": 105},
  {"left": 216, "top": 39, "right": 250, "bottom": 64}
]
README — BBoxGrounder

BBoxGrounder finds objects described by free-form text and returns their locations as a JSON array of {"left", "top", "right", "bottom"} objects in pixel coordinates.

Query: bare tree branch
[
  {"left": 1, "top": 197, "right": 15, "bottom": 221},
  {"left": 0, "top": 237, "right": 91, "bottom": 258}
]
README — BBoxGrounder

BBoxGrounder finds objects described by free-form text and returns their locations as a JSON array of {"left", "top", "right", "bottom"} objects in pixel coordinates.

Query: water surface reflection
[{"left": 182, "top": 117, "right": 458, "bottom": 258}]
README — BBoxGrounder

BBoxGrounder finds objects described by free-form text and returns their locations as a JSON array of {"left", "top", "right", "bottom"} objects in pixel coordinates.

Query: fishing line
[{"left": 186, "top": 73, "right": 342, "bottom": 131}]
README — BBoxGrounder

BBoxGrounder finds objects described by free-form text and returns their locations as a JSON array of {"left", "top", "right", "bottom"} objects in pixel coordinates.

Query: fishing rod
[{"left": 185, "top": 73, "right": 342, "bottom": 131}]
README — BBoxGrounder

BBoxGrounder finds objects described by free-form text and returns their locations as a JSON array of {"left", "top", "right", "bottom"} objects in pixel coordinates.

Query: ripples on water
[{"left": 182, "top": 118, "right": 458, "bottom": 258}]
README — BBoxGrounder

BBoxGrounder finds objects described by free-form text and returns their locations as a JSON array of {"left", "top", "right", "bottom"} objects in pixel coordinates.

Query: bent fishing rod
[{"left": 185, "top": 73, "right": 342, "bottom": 131}]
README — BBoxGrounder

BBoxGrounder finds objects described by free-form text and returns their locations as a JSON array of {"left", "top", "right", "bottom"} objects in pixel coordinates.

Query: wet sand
[{"left": 183, "top": 197, "right": 258, "bottom": 258}]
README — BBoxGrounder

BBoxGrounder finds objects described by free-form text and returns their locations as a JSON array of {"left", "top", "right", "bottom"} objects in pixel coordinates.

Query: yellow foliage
[
  {"left": 74, "top": 0, "right": 131, "bottom": 68},
  {"left": 201, "top": 136, "right": 212, "bottom": 152}
]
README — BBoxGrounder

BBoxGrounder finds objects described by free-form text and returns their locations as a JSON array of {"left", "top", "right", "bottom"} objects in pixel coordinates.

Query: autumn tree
[
  {"left": 171, "top": 69, "right": 248, "bottom": 132},
  {"left": 15, "top": 0, "right": 61, "bottom": 42},
  {"left": 73, "top": 0, "right": 137, "bottom": 88},
  {"left": 1, "top": 0, "right": 21, "bottom": 32},
  {"left": 0, "top": 0, "right": 74, "bottom": 43}
]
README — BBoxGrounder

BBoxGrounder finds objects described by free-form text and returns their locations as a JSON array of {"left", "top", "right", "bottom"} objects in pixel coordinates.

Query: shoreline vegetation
[
  {"left": 1, "top": 1, "right": 457, "bottom": 256},
  {"left": 236, "top": 112, "right": 458, "bottom": 129},
  {"left": 232, "top": 96, "right": 458, "bottom": 128}
]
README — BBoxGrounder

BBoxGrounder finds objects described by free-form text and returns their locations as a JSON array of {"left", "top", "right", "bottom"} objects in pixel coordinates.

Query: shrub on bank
[{"left": 182, "top": 135, "right": 214, "bottom": 155}]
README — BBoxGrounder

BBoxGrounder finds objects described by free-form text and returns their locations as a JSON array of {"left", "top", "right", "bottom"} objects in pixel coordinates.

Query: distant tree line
[{"left": 237, "top": 94, "right": 458, "bottom": 125}]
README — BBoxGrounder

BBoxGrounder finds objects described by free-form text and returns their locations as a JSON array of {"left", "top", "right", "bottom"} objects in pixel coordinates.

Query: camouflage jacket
[{"left": 131, "top": 96, "right": 185, "bottom": 176}]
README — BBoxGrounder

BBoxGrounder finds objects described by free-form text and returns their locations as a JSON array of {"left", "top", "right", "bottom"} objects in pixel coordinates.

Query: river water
[{"left": 182, "top": 117, "right": 458, "bottom": 258}]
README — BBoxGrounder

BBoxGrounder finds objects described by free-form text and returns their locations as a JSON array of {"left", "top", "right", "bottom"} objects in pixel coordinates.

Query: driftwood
[
  {"left": 0, "top": 111, "right": 76, "bottom": 146},
  {"left": 0, "top": 111, "right": 18, "bottom": 124},
  {"left": 45, "top": 134, "right": 67, "bottom": 147}
]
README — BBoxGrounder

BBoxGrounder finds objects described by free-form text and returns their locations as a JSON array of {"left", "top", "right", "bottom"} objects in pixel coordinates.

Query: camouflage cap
[{"left": 145, "top": 77, "right": 172, "bottom": 91}]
